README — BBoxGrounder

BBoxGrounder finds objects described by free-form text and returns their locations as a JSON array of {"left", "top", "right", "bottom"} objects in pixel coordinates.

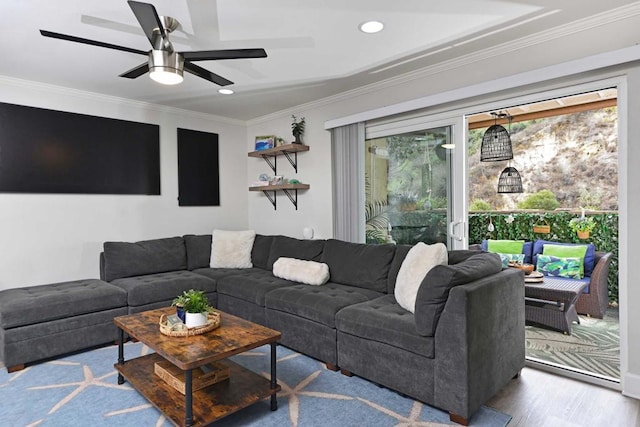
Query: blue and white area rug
[{"left": 0, "top": 343, "right": 511, "bottom": 426}]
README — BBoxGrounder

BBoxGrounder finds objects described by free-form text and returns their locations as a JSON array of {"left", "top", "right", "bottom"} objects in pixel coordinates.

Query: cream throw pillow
[
  {"left": 210, "top": 229, "right": 256, "bottom": 268},
  {"left": 394, "top": 242, "right": 448, "bottom": 313},
  {"left": 272, "top": 257, "right": 330, "bottom": 286}
]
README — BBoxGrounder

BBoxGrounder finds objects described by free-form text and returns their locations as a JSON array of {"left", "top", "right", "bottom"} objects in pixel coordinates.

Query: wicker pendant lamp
[
  {"left": 497, "top": 166, "right": 523, "bottom": 193},
  {"left": 480, "top": 112, "right": 513, "bottom": 162}
]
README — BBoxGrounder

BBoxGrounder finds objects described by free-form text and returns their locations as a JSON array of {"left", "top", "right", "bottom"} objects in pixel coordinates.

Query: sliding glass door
[{"left": 364, "top": 118, "right": 466, "bottom": 248}]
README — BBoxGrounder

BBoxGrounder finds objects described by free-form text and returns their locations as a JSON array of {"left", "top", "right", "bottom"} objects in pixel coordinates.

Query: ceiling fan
[{"left": 40, "top": 0, "right": 267, "bottom": 86}]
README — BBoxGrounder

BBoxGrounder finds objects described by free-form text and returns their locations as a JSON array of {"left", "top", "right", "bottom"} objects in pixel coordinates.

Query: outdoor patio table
[{"left": 524, "top": 278, "right": 588, "bottom": 335}]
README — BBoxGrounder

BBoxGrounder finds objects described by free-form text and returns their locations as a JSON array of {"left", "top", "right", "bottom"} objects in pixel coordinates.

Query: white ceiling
[{"left": 1, "top": 1, "right": 637, "bottom": 121}]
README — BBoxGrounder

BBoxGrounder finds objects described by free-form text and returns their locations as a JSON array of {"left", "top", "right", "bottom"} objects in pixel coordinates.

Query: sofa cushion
[
  {"left": 252, "top": 234, "right": 275, "bottom": 270},
  {"left": 486, "top": 239, "right": 524, "bottom": 254},
  {"left": 335, "top": 294, "right": 435, "bottom": 358},
  {"left": 265, "top": 282, "right": 383, "bottom": 328},
  {"left": 482, "top": 239, "right": 533, "bottom": 264},
  {"left": 394, "top": 242, "right": 448, "bottom": 313},
  {"left": 192, "top": 267, "right": 259, "bottom": 281},
  {"left": 210, "top": 229, "right": 255, "bottom": 268},
  {"left": 498, "top": 253, "right": 525, "bottom": 268},
  {"left": 183, "top": 234, "right": 211, "bottom": 270},
  {"left": 387, "top": 244, "right": 412, "bottom": 294},
  {"left": 110, "top": 270, "right": 216, "bottom": 307},
  {"left": 532, "top": 240, "right": 596, "bottom": 276},
  {"left": 543, "top": 244, "right": 588, "bottom": 278},
  {"left": 447, "top": 249, "right": 483, "bottom": 265},
  {"left": 216, "top": 269, "right": 297, "bottom": 307},
  {"left": 0, "top": 279, "right": 127, "bottom": 329},
  {"left": 321, "top": 239, "right": 396, "bottom": 293},
  {"left": 267, "top": 236, "right": 325, "bottom": 270},
  {"left": 388, "top": 248, "right": 482, "bottom": 294},
  {"left": 273, "top": 258, "right": 330, "bottom": 286},
  {"left": 103, "top": 237, "right": 187, "bottom": 281},
  {"left": 536, "top": 255, "right": 582, "bottom": 279},
  {"left": 414, "top": 252, "right": 502, "bottom": 337}
]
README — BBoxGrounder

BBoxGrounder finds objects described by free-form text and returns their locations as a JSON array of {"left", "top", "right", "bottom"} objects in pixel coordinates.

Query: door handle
[{"left": 448, "top": 220, "right": 464, "bottom": 241}]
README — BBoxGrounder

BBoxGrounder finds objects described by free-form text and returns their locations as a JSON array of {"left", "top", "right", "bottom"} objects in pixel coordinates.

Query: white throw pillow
[
  {"left": 272, "top": 257, "right": 330, "bottom": 286},
  {"left": 210, "top": 229, "right": 256, "bottom": 268},
  {"left": 394, "top": 242, "right": 448, "bottom": 313}
]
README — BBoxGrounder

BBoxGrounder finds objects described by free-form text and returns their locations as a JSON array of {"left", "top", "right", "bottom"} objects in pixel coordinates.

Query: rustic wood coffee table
[{"left": 113, "top": 307, "right": 281, "bottom": 427}]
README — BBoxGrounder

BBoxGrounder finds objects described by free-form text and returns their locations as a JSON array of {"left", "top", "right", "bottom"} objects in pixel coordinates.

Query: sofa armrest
[
  {"left": 590, "top": 252, "right": 611, "bottom": 294},
  {"left": 577, "top": 251, "right": 612, "bottom": 318},
  {"left": 99, "top": 252, "right": 106, "bottom": 281},
  {"left": 433, "top": 268, "right": 525, "bottom": 419}
]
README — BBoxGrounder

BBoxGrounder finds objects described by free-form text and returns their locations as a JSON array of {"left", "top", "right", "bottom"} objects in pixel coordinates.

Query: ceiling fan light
[
  {"left": 149, "top": 50, "right": 184, "bottom": 85},
  {"left": 150, "top": 68, "right": 183, "bottom": 85}
]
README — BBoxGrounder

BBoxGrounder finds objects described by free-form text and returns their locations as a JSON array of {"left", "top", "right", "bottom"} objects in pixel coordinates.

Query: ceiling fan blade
[
  {"left": 127, "top": 1, "right": 167, "bottom": 48},
  {"left": 40, "top": 30, "right": 147, "bottom": 56},
  {"left": 119, "top": 62, "right": 149, "bottom": 79},
  {"left": 182, "top": 49, "right": 267, "bottom": 61},
  {"left": 184, "top": 62, "right": 233, "bottom": 86}
]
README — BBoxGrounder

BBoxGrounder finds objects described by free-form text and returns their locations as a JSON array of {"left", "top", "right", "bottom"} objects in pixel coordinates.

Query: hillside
[{"left": 468, "top": 108, "right": 618, "bottom": 210}]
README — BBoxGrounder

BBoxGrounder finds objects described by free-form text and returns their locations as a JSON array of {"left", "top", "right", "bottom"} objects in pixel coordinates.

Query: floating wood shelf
[
  {"left": 249, "top": 143, "right": 310, "bottom": 210},
  {"left": 249, "top": 184, "right": 310, "bottom": 210},
  {"left": 248, "top": 144, "right": 309, "bottom": 173}
]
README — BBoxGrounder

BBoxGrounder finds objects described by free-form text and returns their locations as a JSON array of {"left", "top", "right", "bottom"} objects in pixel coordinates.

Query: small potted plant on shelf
[
  {"left": 174, "top": 289, "right": 213, "bottom": 328},
  {"left": 569, "top": 216, "right": 596, "bottom": 239},
  {"left": 291, "top": 114, "right": 305, "bottom": 144}
]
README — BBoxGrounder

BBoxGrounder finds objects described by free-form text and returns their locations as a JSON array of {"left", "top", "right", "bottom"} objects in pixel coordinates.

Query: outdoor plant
[{"left": 569, "top": 216, "right": 597, "bottom": 233}]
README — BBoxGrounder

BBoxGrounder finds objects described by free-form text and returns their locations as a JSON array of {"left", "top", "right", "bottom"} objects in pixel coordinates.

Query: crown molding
[
  {"left": 0, "top": 75, "right": 246, "bottom": 126},
  {"left": 324, "top": 44, "right": 640, "bottom": 129},
  {"left": 251, "top": 2, "right": 640, "bottom": 126}
]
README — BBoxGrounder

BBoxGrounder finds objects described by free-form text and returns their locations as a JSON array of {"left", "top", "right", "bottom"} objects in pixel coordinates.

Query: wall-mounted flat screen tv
[{"left": 0, "top": 102, "right": 160, "bottom": 195}]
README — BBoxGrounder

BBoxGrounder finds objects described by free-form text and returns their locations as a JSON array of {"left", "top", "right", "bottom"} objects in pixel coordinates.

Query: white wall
[
  {"left": 247, "top": 111, "right": 333, "bottom": 239},
  {"left": 0, "top": 77, "right": 248, "bottom": 290}
]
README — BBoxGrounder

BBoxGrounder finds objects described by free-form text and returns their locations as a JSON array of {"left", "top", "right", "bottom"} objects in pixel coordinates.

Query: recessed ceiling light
[
  {"left": 218, "top": 88, "right": 234, "bottom": 95},
  {"left": 359, "top": 20, "right": 384, "bottom": 34}
]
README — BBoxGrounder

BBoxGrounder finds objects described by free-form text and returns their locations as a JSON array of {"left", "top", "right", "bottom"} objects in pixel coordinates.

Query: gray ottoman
[{"left": 0, "top": 279, "right": 128, "bottom": 371}]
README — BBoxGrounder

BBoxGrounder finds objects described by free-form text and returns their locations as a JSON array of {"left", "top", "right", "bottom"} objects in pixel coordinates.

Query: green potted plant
[
  {"left": 397, "top": 191, "right": 418, "bottom": 211},
  {"left": 569, "top": 216, "right": 596, "bottom": 239},
  {"left": 171, "top": 293, "right": 189, "bottom": 322},
  {"left": 291, "top": 114, "right": 305, "bottom": 144},
  {"left": 176, "top": 289, "right": 213, "bottom": 327}
]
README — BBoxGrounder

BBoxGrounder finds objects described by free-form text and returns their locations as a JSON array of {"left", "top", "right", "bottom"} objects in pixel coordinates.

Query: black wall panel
[
  {"left": 177, "top": 128, "right": 220, "bottom": 206},
  {"left": 0, "top": 102, "right": 160, "bottom": 195}
]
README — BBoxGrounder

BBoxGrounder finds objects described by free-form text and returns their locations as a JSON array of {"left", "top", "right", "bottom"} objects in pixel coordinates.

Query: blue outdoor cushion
[{"left": 532, "top": 240, "right": 596, "bottom": 276}]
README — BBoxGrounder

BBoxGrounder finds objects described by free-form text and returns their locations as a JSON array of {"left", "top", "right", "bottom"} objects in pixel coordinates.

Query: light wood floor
[{"left": 486, "top": 367, "right": 640, "bottom": 426}]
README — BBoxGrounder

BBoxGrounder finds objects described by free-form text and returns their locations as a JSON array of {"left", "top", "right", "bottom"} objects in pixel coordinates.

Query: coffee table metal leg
[
  {"left": 270, "top": 342, "right": 278, "bottom": 411},
  {"left": 185, "top": 368, "right": 193, "bottom": 426},
  {"left": 117, "top": 328, "right": 125, "bottom": 385}
]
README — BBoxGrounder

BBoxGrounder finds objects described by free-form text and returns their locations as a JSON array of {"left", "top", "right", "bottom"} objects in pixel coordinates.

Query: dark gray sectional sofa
[
  {"left": 0, "top": 233, "right": 525, "bottom": 425},
  {"left": 96, "top": 233, "right": 525, "bottom": 424}
]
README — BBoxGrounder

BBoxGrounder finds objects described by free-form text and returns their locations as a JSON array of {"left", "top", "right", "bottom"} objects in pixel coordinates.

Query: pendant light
[
  {"left": 497, "top": 166, "right": 523, "bottom": 193},
  {"left": 480, "top": 112, "right": 513, "bottom": 162}
]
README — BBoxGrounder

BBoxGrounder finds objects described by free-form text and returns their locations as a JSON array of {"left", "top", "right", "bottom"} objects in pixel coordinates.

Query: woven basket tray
[{"left": 159, "top": 311, "right": 221, "bottom": 337}]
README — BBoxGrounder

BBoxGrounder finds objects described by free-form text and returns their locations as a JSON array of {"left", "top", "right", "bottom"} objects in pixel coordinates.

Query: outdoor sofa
[{"left": 473, "top": 239, "right": 612, "bottom": 318}]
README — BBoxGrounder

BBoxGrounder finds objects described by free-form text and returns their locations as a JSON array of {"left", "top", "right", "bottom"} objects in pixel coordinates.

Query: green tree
[
  {"left": 517, "top": 189, "right": 560, "bottom": 210},
  {"left": 469, "top": 199, "right": 492, "bottom": 211}
]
